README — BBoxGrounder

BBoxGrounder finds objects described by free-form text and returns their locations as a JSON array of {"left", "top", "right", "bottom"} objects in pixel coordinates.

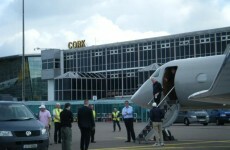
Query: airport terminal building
[
  {"left": 41, "top": 26, "right": 230, "bottom": 101},
  {"left": 0, "top": 55, "right": 47, "bottom": 101},
  {"left": 0, "top": 27, "right": 230, "bottom": 101}
]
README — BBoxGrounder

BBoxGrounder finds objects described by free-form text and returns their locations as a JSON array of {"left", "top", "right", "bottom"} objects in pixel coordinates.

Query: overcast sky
[{"left": 0, "top": 0, "right": 230, "bottom": 57}]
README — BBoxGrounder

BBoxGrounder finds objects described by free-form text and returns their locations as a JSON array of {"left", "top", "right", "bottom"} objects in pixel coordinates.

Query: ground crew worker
[
  {"left": 112, "top": 108, "right": 121, "bottom": 132},
  {"left": 53, "top": 103, "right": 62, "bottom": 144}
]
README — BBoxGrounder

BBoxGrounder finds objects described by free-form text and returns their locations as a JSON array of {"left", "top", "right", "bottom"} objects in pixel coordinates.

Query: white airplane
[{"left": 131, "top": 45, "right": 230, "bottom": 127}]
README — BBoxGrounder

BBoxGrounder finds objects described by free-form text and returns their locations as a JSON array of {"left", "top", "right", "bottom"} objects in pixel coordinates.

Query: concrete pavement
[{"left": 48, "top": 122, "right": 230, "bottom": 150}]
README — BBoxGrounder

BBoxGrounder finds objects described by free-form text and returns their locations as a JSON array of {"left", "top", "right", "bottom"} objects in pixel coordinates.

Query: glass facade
[
  {"left": 41, "top": 27, "right": 230, "bottom": 101},
  {"left": 54, "top": 72, "right": 106, "bottom": 100},
  {"left": 0, "top": 55, "right": 47, "bottom": 101},
  {"left": 26, "top": 100, "right": 150, "bottom": 122}
]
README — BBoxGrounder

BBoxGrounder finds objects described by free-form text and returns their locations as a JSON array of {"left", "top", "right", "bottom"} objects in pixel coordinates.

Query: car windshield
[{"left": 0, "top": 103, "right": 35, "bottom": 121}]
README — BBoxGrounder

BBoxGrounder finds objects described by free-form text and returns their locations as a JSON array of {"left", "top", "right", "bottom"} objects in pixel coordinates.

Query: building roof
[
  {"left": 55, "top": 71, "right": 106, "bottom": 79},
  {"left": 138, "top": 63, "right": 159, "bottom": 72},
  {"left": 0, "top": 54, "right": 41, "bottom": 60}
]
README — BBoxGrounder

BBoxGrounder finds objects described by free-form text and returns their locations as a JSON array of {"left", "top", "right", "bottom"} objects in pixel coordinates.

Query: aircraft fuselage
[{"left": 131, "top": 54, "right": 226, "bottom": 109}]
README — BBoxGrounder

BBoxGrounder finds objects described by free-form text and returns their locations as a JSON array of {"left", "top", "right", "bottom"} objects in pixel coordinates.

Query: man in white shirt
[{"left": 122, "top": 101, "right": 136, "bottom": 143}]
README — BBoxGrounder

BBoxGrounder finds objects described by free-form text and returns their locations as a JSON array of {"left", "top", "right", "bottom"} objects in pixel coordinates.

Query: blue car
[
  {"left": 0, "top": 101, "right": 49, "bottom": 150},
  {"left": 208, "top": 109, "right": 230, "bottom": 125}
]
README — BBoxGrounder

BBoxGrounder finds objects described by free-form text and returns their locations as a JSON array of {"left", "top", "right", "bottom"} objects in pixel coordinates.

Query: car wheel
[
  {"left": 184, "top": 118, "right": 190, "bottom": 126},
  {"left": 216, "top": 119, "right": 220, "bottom": 125},
  {"left": 42, "top": 146, "right": 48, "bottom": 150},
  {"left": 203, "top": 123, "right": 208, "bottom": 126}
]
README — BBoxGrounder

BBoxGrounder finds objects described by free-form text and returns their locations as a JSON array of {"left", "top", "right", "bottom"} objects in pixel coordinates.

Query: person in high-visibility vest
[
  {"left": 112, "top": 108, "right": 121, "bottom": 132},
  {"left": 53, "top": 103, "right": 63, "bottom": 144},
  {"left": 89, "top": 104, "right": 96, "bottom": 143}
]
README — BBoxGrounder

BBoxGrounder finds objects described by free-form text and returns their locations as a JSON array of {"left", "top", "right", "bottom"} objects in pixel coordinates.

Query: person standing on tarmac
[
  {"left": 89, "top": 104, "right": 96, "bottom": 143},
  {"left": 122, "top": 100, "right": 136, "bottom": 143},
  {"left": 112, "top": 108, "right": 121, "bottom": 132},
  {"left": 78, "top": 99, "right": 95, "bottom": 150},
  {"left": 53, "top": 103, "right": 62, "bottom": 144},
  {"left": 38, "top": 104, "right": 51, "bottom": 136},
  {"left": 60, "top": 103, "right": 73, "bottom": 150},
  {"left": 149, "top": 102, "right": 165, "bottom": 147}
]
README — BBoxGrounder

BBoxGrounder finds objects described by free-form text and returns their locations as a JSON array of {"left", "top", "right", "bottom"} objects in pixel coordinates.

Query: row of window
[
  {"left": 41, "top": 31, "right": 230, "bottom": 72},
  {"left": 63, "top": 41, "right": 228, "bottom": 72},
  {"left": 90, "top": 36, "right": 229, "bottom": 57},
  {"left": 42, "top": 59, "right": 60, "bottom": 69},
  {"left": 109, "top": 72, "right": 136, "bottom": 78}
]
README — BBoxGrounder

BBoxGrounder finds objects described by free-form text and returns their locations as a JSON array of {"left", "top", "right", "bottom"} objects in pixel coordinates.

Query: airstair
[{"left": 136, "top": 87, "right": 180, "bottom": 143}]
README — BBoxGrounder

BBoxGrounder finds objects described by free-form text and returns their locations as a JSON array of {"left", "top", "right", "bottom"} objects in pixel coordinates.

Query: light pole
[{"left": 22, "top": 0, "right": 25, "bottom": 101}]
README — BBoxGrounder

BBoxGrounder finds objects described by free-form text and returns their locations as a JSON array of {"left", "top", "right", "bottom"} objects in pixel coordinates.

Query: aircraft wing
[{"left": 188, "top": 44, "right": 230, "bottom": 105}]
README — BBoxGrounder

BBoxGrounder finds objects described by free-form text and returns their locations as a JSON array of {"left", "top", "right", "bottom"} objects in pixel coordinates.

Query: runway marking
[
  {"left": 167, "top": 140, "right": 230, "bottom": 146},
  {"left": 92, "top": 145, "right": 230, "bottom": 150},
  {"left": 90, "top": 140, "right": 230, "bottom": 150},
  {"left": 115, "top": 137, "right": 126, "bottom": 140}
]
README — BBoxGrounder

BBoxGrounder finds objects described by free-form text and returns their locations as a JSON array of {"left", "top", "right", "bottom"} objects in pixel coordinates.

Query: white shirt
[{"left": 122, "top": 106, "right": 134, "bottom": 119}]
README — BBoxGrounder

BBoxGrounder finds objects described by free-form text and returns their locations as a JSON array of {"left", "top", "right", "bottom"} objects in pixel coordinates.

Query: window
[
  {"left": 95, "top": 52, "right": 103, "bottom": 56},
  {"left": 54, "top": 59, "right": 60, "bottom": 68},
  {"left": 200, "top": 38, "right": 210, "bottom": 43},
  {"left": 42, "top": 59, "right": 54, "bottom": 69},
  {"left": 126, "top": 72, "right": 135, "bottom": 77},
  {"left": 161, "top": 43, "right": 170, "bottom": 48},
  {"left": 143, "top": 45, "right": 152, "bottom": 50},
  {"left": 110, "top": 74, "right": 119, "bottom": 78},
  {"left": 110, "top": 50, "right": 118, "bottom": 55},
  {"left": 126, "top": 48, "right": 134, "bottom": 53},
  {"left": 179, "top": 40, "right": 190, "bottom": 46},
  {"left": 66, "top": 55, "right": 74, "bottom": 60},
  {"left": 221, "top": 35, "right": 230, "bottom": 41}
]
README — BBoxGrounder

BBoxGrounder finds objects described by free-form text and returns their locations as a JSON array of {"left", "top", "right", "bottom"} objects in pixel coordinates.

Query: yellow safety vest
[
  {"left": 92, "top": 110, "right": 96, "bottom": 120},
  {"left": 112, "top": 111, "right": 120, "bottom": 121},
  {"left": 53, "top": 108, "right": 62, "bottom": 123}
]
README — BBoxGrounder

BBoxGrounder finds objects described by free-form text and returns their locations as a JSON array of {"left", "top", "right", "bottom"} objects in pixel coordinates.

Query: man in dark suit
[
  {"left": 60, "top": 103, "right": 73, "bottom": 150},
  {"left": 151, "top": 78, "right": 163, "bottom": 105},
  {"left": 78, "top": 99, "right": 95, "bottom": 150}
]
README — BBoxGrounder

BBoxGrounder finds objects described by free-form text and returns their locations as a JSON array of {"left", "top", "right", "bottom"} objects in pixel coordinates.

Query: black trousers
[
  {"left": 154, "top": 93, "right": 162, "bottom": 105},
  {"left": 54, "top": 122, "right": 61, "bottom": 143},
  {"left": 80, "top": 127, "right": 91, "bottom": 150},
  {"left": 113, "top": 120, "right": 121, "bottom": 131},
  {"left": 90, "top": 128, "right": 95, "bottom": 142},
  {"left": 124, "top": 118, "right": 136, "bottom": 141}
]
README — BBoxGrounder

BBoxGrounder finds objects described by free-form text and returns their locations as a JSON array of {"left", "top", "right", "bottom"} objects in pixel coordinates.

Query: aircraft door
[{"left": 162, "top": 66, "right": 178, "bottom": 101}]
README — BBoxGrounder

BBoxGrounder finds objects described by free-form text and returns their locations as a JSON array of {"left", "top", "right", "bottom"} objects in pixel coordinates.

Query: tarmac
[{"left": 48, "top": 122, "right": 230, "bottom": 150}]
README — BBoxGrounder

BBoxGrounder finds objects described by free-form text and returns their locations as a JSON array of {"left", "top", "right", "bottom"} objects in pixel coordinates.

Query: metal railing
[
  {"left": 158, "top": 86, "right": 175, "bottom": 107},
  {"left": 147, "top": 86, "right": 175, "bottom": 107}
]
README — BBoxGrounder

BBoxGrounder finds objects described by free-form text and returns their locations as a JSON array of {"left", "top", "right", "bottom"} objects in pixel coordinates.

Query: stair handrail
[
  {"left": 147, "top": 97, "right": 155, "bottom": 105},
  {"left": 157, "top": 86, "right": 175, "bottom": 107}
]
